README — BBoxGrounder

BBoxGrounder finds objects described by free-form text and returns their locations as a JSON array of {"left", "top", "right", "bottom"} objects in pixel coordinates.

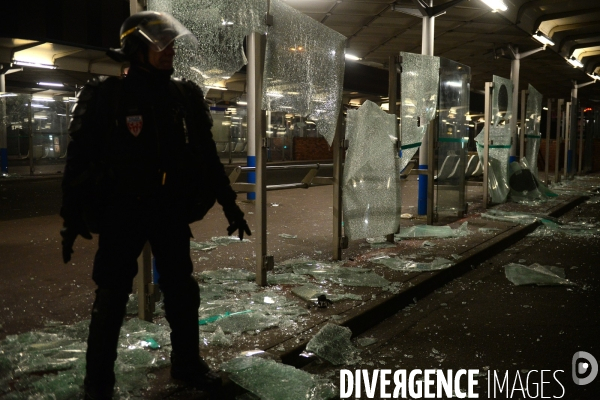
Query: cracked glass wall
[
  {"left": 148, "top": 0, "right": 267, "bottom": 91},
  {"left": 262, "top": 0, "right": 346, "bottom": 145},
  {"left": 475, "top": 75, "right": 513, "bottom": 203},
  {"left": 343, "top": 100, "right": 400, "bottom": 240},
  {"left": 399, "top": 52, "right": 440, "bottom": 172},
  {"left": 2, "top": 94, "right": 71, "bottom": 168},
  {"left": 525, "top": 84, "right": 542, "bottom": 177},
  {"left": 436, "top": 58, "right": 470, "bottom": 215}
]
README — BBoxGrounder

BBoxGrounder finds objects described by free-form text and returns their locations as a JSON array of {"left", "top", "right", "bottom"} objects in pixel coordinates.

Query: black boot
[
  {"left": 162, "top": 277, "right": 222, "bottom": 391},
  {"left": 83, "top": 288, "right": 129, "bottom": 400}
]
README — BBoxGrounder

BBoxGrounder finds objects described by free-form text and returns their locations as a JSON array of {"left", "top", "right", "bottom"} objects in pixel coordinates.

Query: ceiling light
[
  {"left": 480, "top": 0, "right": 507, "bottom": 12},
  {"left": 13, "top": 60, "right": 57, "bottom": 69},
  {"left": 206, "top": 85, "right": 227, "bottom": 91},
  {"left": 532, "top": 31, "right": 554, "bottom": 47},
  {"left": 588, "top": 73, "right": 600, "bottom": 81},
  {"left": 38, "top": 82, "right": 64, "bottom": 87},
  {"left": 32, "top": 97, "right": 55, "bottom": 102},
  {"left": 31, "top": 104, "right": 49, "bottom": 109},
  {"left": 345, "top": 53, "right": 361, "bottom": 61},
  {"left": 0, "top": 93, "right": 17, "bottom": 97},
  {"left": 567, "top": 57, "right": 583, "bottom": 68},
  {"left": 33, "top": 115, "right": 48, "bottom": 119}
]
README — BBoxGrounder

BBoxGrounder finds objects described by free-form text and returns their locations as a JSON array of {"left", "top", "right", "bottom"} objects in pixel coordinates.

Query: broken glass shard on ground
[
  {"left": 528, "top": 218, "right": 600, "bottom": 238},
  {"left": 0, "top": 318, "right": 172, "bottom": 399},
  {"left": 343, "top": 100, "right": 400, "bottom": 240},
  {"left": 292, "top": 262, "right": 390, "bottom": 287},
  {"left": 504, "top": 263, "right": 575, "bottom": 286},
  {"left": 267, "top": 272, "right": 310, "bottom": 285},
  {"left": 291, "top": 284, "right": 362, "bottom": 303},
  {"left": 278, "top": 233, "right": 298, "bottom": 239},
  {"left": 396, "top": 222, "right": 469, "bottom": 239},
  {"left": 199, "top": 268, "right": 256, "bottom": 282},
  {"left": 357, "top": 337, "right": 378, "bottom": 347},
  {"left": 198, "top": 290, "right": 308, "bottom": 334},
  {"left": 190, "top": 240, "right": 218, "bottom": 251},
  {"left": 373, "top": 257, "right": 453, "bottom": 272},
  {"left": 305, "top": 324, "right": 358, "bottom": 365},
  {"left": 481, "top": 209, "right": 558, "bottom": 225},
  {"left": 221, "top": 356, "right": 336, "bottom": 400}
]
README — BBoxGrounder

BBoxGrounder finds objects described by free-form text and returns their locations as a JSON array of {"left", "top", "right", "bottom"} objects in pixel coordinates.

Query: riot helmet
[{"left": 107, "top": 11, "right": 196, "bottom": 62}]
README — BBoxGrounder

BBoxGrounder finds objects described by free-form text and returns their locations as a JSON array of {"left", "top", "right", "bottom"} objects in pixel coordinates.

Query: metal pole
[
  {"left": 137, "top": 243, "right": 154, "bottom": 322},
  {"left": 28, "top": 98, "right": 34, "bottom": 176},
  {"left": 519, "top": 89, "right": 527, "bottom": 161},
  {"left": 427, "top": 118, "right": 435, "bottom": 224},
  {"left": 332, "top": 109, "right": 344, "bottom": 261},
  {"left": 0, "top": 69, "right": 8, "bottom": 174},
  {"left": 555, "top": 99, "right": 563, "bottom": 184},
  {"left": 578, "top": 107, "right": 583, "bottom": 174},
  {"left": 387, "top": 55, "right": 399, "bottom": 239},
  {"left": 417, "top": 1, "right": 434, "bottom": 216},
  {"left": 544, "top": 99, "right": 552, "bottom": 184},
  {"left": 248, "top": 31, "right": 268, "bottom": 286},
  {"left": 483, "top": 82, "right": 493, "bottom": 208},
  {"left": 509, "top": 56, "right": 520, "bottom": 163},
  {"left": 563, "top": 101, "right": 570, "bottom": 180}
]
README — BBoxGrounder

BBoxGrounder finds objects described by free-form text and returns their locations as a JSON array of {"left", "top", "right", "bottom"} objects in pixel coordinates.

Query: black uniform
[{"left": 61, "top": 64, "right": 242, "bottom": 395}]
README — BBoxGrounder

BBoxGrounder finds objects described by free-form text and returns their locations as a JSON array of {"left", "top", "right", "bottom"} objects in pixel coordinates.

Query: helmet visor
[{"left": 123, "top": 12, "right": 197, "bottom": 52}]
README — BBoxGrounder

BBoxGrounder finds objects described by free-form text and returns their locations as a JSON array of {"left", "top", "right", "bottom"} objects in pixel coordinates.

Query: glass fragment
[
  {"left": 343, "top": 100, "right": 400, "bottom": 240},
  {"left": 221, "top": 356, "right": 337, "bottom": 400},
  {"left": 373, "top": 257, "right": 453, "bottom": 272},
  {"left": 305, "top": 324, "right": 357, "bottom": 366},
  {"left": 504, "top": 263, "right": 575, "bottom": 286},
  {"left": 396, "top": 222, "right": 469, "bottom": 238}
]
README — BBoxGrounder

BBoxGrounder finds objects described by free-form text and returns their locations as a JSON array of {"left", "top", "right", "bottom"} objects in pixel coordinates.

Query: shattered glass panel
[
  {"left": 148, "top": 0, "right": 267, "bottom": 91},
  {"left": 262, "top": 0, "right": 346, "bottom": 145},
  {"left": 399, "top": 52, "right": 440, "bottom": 171},
  {"left": 436, "top": 57, "right": 470, "bottom": 213},
  {"left": 396, "top": 222, "right": 469, "bottom": 238},
  {"left": 221, "top": 356, "right": 337, "bottom": 400},
  {"left": 504, "top": 263, "right": 574, "bottom": 286},
  {"left": 475, "top": 76, "right": 513, "bottom": 204},
  {"left": 525, "top": 84, "right": 543, "bottom": 177},
  {"left": 373, "top": 257, "right": 453, "bottom": 272},
  {"left": 305, "top": 324, "right": 358, "bottom": 365},
  {"left": 343, "top": 100, "right": 400, "bottom": 240}
]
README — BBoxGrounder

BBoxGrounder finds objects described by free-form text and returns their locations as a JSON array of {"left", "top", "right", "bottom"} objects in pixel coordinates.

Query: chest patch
[{"left": 126, "top": 115, "right": 143, "bottom": 137}]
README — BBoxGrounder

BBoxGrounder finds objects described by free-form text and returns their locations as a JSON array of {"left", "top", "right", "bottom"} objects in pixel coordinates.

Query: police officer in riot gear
[{"left": 60, "top": 11, "right": 251, "bottom": 399}]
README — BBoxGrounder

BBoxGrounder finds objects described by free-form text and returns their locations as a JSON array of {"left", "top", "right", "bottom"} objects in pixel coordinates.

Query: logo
[
  {"left": 126, "top": 115, "right": 143, "bottom": 137},
  {"left": 572, "top": 351, "right": 598, "bottom": 385}
]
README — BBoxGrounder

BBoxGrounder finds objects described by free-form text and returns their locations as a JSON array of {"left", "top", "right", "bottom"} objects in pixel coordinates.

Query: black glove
[
  {"left": 60, "top": 219, "right": 92, "bottom": 263},
  {"left": 224, "top": 205, "right": 251, "bottom": 241}
]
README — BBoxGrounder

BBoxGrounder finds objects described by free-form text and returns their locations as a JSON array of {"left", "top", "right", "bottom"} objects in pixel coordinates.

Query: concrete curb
[{"left": 274, "top": 195, "right": 589, "bottom": 369}]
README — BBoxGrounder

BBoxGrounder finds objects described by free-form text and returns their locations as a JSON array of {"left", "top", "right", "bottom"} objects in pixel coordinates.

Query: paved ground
[{"left": 1, "top": 161, "right": 599, "bottom": 399}]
